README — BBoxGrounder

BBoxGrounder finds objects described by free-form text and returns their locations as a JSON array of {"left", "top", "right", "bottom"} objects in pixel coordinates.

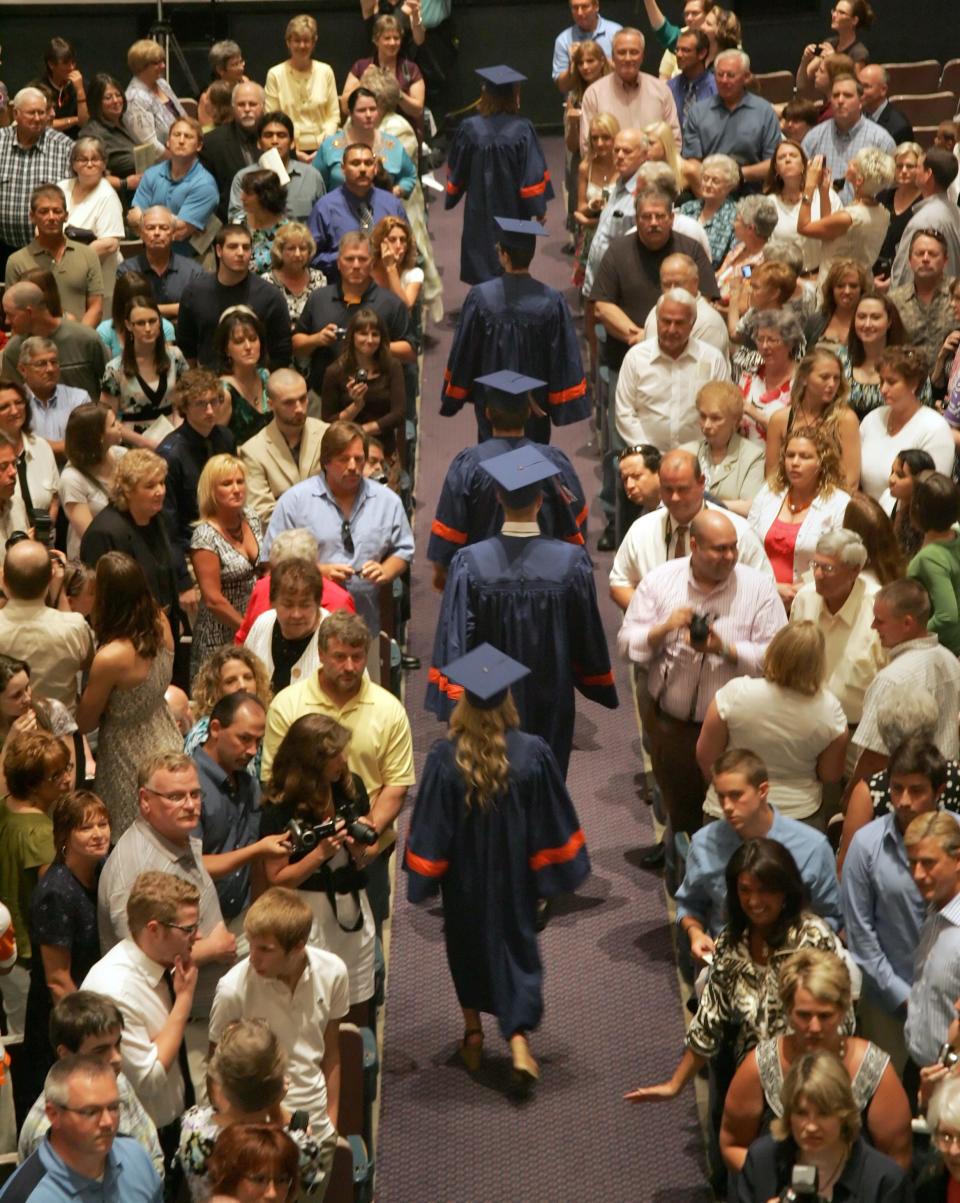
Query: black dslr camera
[
  {"left": 689, "top": 611, "right": 712, "bottom": 649},
  {"left": 780, "top": 1166, "right": 825, "bottom": 1202},
  {"left": 286, "top": 796, "right": 378, "bottom": 853}
]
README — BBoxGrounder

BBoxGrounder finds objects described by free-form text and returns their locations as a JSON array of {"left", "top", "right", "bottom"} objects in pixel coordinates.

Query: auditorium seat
[
  {"left": 751, "top": 71, "right": 794, "bottom": 104},
  {"left": 890, "top": 92, "right": 957, "bottom": 126},
  {"left": 883, "top": 60, "right": 942, "bottom": 94}
]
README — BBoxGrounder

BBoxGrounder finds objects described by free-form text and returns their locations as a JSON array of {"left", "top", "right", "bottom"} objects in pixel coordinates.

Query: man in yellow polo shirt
[{"left": 262, "top": 609, "right": 414, "bottom": 927}]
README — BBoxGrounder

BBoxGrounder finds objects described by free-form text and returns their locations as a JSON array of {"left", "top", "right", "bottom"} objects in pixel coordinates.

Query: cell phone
[{"left": 741, "top": 265, "right": 752, "bottom": 279}]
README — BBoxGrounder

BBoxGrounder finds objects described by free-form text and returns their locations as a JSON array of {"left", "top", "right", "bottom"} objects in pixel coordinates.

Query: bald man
[
  {"left": 116, "top": 205, "right": 207, "bottom": 321},
  {"left": 239, "top": 368, "right": 328, "bottom": 523},
  {"left": 642, "top": 253, "right": 728, "bottom": 353},
  {"left": 619, "top": 508, "right": 785, "bottom": 836}
]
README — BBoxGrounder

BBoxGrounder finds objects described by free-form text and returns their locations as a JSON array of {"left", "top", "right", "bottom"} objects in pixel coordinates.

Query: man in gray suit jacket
[{"left": 239, "top": 368, "right": 327, "bottom": 523}]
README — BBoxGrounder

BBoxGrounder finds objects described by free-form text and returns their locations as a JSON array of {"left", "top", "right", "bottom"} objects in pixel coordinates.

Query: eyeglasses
[
  {"left": 811, "top": 561, "right": 841, "bottom": 575},
  {"left": 341, "top": 519, "right": 355, "bottom": 555},
  {"left": 143, "top": 786, "right": 203, "bottom": 806},
  {"left": 56, "top": 1102, "right": 121, "bottom": 1119},
  {"left": 241, "top": 1175, "right": 294, "bottom": 1190},
  {"left": 161, "top": 920, "right": 200, "bottom": 936},
  {"left": 73, "top": 157, "right": 104, "bottom": 166}
]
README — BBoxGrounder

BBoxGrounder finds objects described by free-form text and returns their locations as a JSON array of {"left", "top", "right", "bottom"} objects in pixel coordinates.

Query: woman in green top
[
  {"left": 0, "top": 730, "right": 71, "bottom": 1044},
  {"left": 215, "top": 307, "right": 270, "bottom": 447},
  {"left": 907, "top": 471, "right": 960, "bottom": 656}
]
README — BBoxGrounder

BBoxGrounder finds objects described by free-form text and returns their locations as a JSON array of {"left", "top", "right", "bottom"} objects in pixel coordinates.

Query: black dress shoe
[
  {"left": 535, "top": 898, "right": 552, "bottom": 931},
  {"left": 400, "top": 653, "right": 421, "bottom": 671},
  {"left": 597, "top": 525, "right": 616, "bottom": 552},
  {"left": 637, "top": 842, "right": 666, "bottom": 869}
]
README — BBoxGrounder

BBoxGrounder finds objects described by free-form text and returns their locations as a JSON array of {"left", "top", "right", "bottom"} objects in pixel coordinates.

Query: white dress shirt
[
  {"left": 643, "top": 294, "right": 729, "bottom": 355},
  {"left": 610, "top": 501, "right": 773, "bottom": 592},
  {"left": 82, "top": 939, "right": 185, "bottom": 1128},
  {"left": 855, "top": 634, "right": 960, "bottom": 760},
  {"left": 615, "top": 336, "right": 731, "bottom": 451},
  {"left": 209, "top": 948, "right": 350, "bottom": 1141},
  {"left": 790, "top": 575, "right": 886, "bottom": 725},
  {"left": 618, "top": 558, "right": 787, "bottom": 721}
]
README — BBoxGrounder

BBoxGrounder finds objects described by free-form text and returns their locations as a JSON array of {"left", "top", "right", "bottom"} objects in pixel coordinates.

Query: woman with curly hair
[
  {"left": 76, "top": 551, "right": 179, "bottom": 834},
  {"left": 404, "top": 644, "right": 590, "bottom": 1090},
  {"left": 765, "top": 346, "right": 860, "bottom": 493},
  {"left": 260, "top": 715, "right": 375, "bottom": 1023},
  {"left": 370, "top": 215, "right": 421, "bottom": 312},
  {"left": 748, "top": 426, "right": 852, "bottom": 609}
]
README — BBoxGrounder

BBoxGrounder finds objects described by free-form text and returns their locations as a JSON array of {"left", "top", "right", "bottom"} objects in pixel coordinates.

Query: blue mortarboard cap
[
  {"left": 479, "top": 445, "right": 560, "bottom": 507},
  {"left": 494, "top": 216, "right": 548, "bottom": 241},
  {"left": 474, "top": 370, "right": 546, "bottom": 409},
  {"left": 475, "top": 65, "right": 527, "bottom": 89},
  {"left": 441, "top": 642, "right": 531, "bottom": 709}
]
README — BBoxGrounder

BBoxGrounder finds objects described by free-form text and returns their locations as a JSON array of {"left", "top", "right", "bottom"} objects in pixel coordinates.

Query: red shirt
[{"left": 235, "top": 574, "right": 355, "bottom": 644}]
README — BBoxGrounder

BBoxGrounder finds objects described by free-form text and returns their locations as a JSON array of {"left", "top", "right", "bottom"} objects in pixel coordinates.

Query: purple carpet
[{"left": 377, "top": 138, "right": 712, "bottom": 1202}]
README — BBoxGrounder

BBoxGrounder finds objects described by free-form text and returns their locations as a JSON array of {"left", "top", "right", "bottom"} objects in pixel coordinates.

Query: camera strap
[
  {"left": 320, "top": 864, "right": 365, "bottom": 934},
  {"left": 15, "top": 452, "right": 36, "bottom": 528}
]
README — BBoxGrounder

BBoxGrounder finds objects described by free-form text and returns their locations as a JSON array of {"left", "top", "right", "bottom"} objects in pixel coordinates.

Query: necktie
[
  {"left": 672, "top": 525, "right": 688, "bottom": 559},
  {"left": 682, "top": 79, "right": 697, "bottom": 129},
  {"left": 162, "top": 969, "right": 196, "bottom": 1109}
]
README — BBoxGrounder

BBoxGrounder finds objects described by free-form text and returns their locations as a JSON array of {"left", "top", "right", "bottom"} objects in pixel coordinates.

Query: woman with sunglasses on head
[
  {"left": 76, "top": 551, "right": 180, "bottom": 836},
  {"left": 215, "top": 308, "right": 271, "bottom": 448}
]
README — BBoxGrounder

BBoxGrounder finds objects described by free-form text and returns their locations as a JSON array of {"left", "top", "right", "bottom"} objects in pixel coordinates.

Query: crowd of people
[{"left": 0, "top": 0, "right": 959, "bottom": 1199}]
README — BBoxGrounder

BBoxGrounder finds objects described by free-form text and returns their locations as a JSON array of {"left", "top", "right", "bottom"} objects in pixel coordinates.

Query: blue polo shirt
[
  {"left": 682, "top": 90, "right": 782, "bottom": 168},
  {"left": 0, "top": 1135, "right": 162, "bottom": 1203},
  {"left": 192, "top": 746, "right": 262, "bottom": 920},
  {"left": 551, "top": 15, "right": 623, "bottom": 80},
  {"left": 675, "top": 807, "right": 842, "bottom": 936},
  {"left": 131, "top": 159, "right": 219, "bottom": 255}
]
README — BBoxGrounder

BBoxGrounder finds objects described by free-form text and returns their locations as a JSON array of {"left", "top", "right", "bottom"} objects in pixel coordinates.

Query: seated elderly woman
[
  {"left": 681, "top": 381, "right": 765, "bottom": 517},
  {"left": 179, "top": 1019, "right": 333, "bottom": 1201},
  {"left": 697, "top": 622, "right": 848, "bottom": 829},
  {"left": 721, "top": 949, "right": 911, "bottom": 1175},
  {"left": 624, "top": 839, "right": 844, "bottom": 1108},
  {"left": 678, "top": 153, "right": 740, "bottom": 270},
  {"left": 738, "top": 307, "right": 805, "bottom": 444},
  {"left": 122, "top": 38, "right": 186, "bottom": 157},
  {"left": 798, "top": 147, "right": 895, "bottom": 285},
  {"left": 739, "top": 1050, "right": 911, "bottom": 1201},
  {"left": 835, "top": 685, "right": 960, "bottom": 870},
  {"left": 917, "top": 1076, "right": 960, "bottom": 1201},
  {"left": 765, "top": 346, "right": 860, "bottom": 493},
  {"left": 748, "top": 426, "right": 852, "bottom": 610},
  {"left": 715, "top": 196, "right": 780, "bottom": 305}
]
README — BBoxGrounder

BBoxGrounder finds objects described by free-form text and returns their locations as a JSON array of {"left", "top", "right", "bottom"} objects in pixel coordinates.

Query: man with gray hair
[
  {"left": 17, "top": 338, "right": 90, "bottom": 455},
  {"left": 681, "top": 48, "right": 782, "bottom": 186},
  {"left": 616, "top": 287, "right": 730, "bottom": 451},
  {"left": 0, "top": 281, "right": 106, "bottom": 398},
  {"left": 5, "top": 185, "right": 104, "bottom": 328},
  {"left": 858, "top": 64, "right": 913, "bottom": 145},
  {"left": 642, "top": 252, "right": 728, "bottom": 353},
  {"left": 116, "top": 206, "right": 207, "bottom": 321},
  {"left": 579, "top": 28, "right": 680, "bottom": 157},
  {"left": 0, "top": 1055, "right": 161, "bottom": 1203},
  {"left": 851, "top": 579, "right": 960, "bottom": 791},
  {"left": 200, "top": 81, "right": 266, "bottom": 221},
  {"left": 791, "top": 528, "right": 886, "bottom": 741},
  {"left": 0, "top": 88, "right": 73, "bottom": 266},
  {"left": 240, "top": 368, "right": 328, "bottom": 523}
]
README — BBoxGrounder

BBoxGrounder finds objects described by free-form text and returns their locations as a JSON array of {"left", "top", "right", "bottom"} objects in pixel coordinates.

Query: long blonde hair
[{"left": 448, "top": 692, "right": 519, "bottom": 809}]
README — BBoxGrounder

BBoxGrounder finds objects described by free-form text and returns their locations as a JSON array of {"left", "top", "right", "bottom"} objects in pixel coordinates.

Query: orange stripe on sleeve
[
  {"left": 529, "top": 828, "right": 586, "bottom": 872},
  {"left": 576, "top": 670, "right": 615, "bottom": 687},
  {"left": 563, "top": 533, "right": 586, "bottom": 545},
  {"left": 431, "top": 519, "right": 468, "bottom": 545},
  {"left": 574, "top": 504, "right": 588, "bottom": 528},
  {"left": 547, "top": 378, "right": 587, "bottom": 406},
  {"left": 405, "top": 848, "right": 450, "bottom": 878},
  {"left": 519, "top": 171, "right": 551, "bottom": 199}
]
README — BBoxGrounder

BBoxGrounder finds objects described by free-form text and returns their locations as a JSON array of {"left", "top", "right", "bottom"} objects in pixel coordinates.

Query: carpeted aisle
[{"left": 377, "top": 137, "right": 712, "bottom": 1202}]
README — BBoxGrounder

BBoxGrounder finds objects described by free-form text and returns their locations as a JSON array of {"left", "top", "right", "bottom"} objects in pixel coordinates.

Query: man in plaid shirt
[{"left": 0, "top": 87, "right": 73, "bottom": 268}]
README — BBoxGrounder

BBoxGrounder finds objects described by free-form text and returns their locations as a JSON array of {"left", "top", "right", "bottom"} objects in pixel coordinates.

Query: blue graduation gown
[
  {"left": 427, "top": 437, "right": 588, "bottom": 568},
  {"left": 425, "top": 534, "right": 619, "bottom": 776},
  {"left": 404, "top": 732, "right": 590, "bottom": 1039},
  {"left": 441, "top": 274, "right": 590, "bottom": 442},
  {"left": 444, "top": 112, "right": 554, "bottom": 285}
]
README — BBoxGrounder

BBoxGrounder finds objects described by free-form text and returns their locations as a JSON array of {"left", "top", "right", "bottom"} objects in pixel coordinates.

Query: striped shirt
[
  {"left": 618, "top": 558, "right": 786, "bottom": 722},
  {"left": 0, "top": 127, "right": 74, "bottom": 248},
  {"left": 906, "top": 887, "right": 960, "bottom": 1066}
]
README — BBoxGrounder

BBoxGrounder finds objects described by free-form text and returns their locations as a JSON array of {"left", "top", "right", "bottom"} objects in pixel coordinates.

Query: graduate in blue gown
[
  {"left": 405, "top": 643, "right": 591, "bottom": 1087},
  {"left": 444, "top": 66, "right": 554, "bottom": 286},
  {"left": 425, "top": 448, "right": 618, "bottom": 778},
  {"left": 428, "top": 370, "right": 588, "bottom": 587},
  {"left": 441, "top": 217, "right": 590, "bottom": 443}
]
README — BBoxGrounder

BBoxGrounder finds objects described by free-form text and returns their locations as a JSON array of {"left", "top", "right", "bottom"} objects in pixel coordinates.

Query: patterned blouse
[
  {"left": 678, "top": 197, "right": 738, "bottom": 269},
  {"left": 259, "top": 267, "right": 328, "bottom": 327},
  {"left": 189, "top": 513, "right": 262, "bottom": 675},
  {"left": 101, "top": 347, "right": 188, "bottom": 424},
  {"left": 177, "top": 1105, "right": 329, "bottom": 1199},
  {"left": 756, "top": 1037, "right": 888, "bottom": 1118},
  {"left": 685, "top": 914, "right": 845, "bottom": 1064}
]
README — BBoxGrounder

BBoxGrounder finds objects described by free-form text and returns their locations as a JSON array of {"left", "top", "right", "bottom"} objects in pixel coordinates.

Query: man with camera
[
  {"left": 618, "top": 509, "right": 785, "bottom": 838},
  {"left": 191, "top": 691, "right": 293, "bottom": 950}
]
